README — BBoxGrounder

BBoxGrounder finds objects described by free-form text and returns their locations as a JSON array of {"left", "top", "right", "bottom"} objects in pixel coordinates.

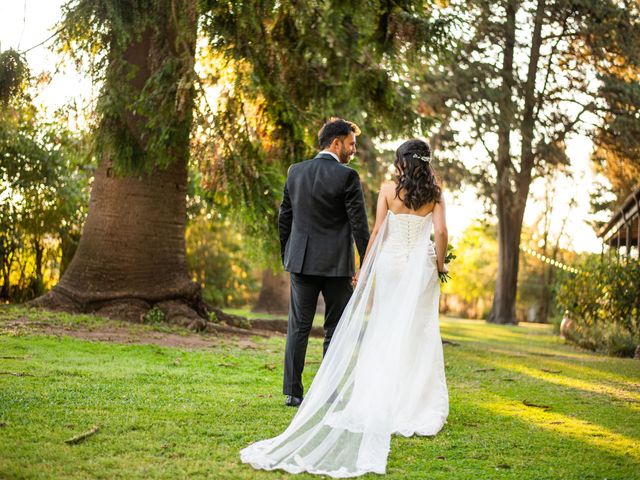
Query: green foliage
[
  {"left": 421, "top": 0, "right": 640, "bottom": 197},
  {"left": 57, "top": 0, "right": 196, "bottom": 175},
  {"left": 1, "top": 308, "right": 639, "bottom": 479},
  {"left": 185, "top": 213, "right": 258, "bottom": 308},
  {"left": 442, "top": 222, "right": 497, "bottom": 318},
  {"left": 556, "top": 257, "right": 640, "bottom": 357},
  {"left": 54, "top": 0, "right": 456, "bottom": 264},
  {"left": 0, "top": 55, "right": 92, "bottom": 301},
  {"left": 586, "top": 1, "right": 640, "bottom": 208},
  {"left": 590, "top": 77, "right": 640, "bottom": 212},
  {"left": 0, "top": 49, "right": 29, "bottom": 103},
  {"left": 195, "top": 0, "right": 453, "bottom": 257},
  {"left": 142, "top": 305, "right": 166, "bottom": 324}
]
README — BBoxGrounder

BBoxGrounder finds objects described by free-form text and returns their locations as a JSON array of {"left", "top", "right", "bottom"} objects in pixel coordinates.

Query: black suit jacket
[{"left": 278, "top": 153, "right": 370, "bottom": 277}]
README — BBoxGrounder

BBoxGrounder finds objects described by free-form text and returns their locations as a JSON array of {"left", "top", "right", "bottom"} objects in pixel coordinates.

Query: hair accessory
[{"left": 412, "top": 153, "right": 431, "bottom": 163}]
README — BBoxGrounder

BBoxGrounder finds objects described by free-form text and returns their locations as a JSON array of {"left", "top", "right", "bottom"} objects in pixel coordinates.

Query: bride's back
[{"left": 382, "top": 182, "right": 436, "bottom": 217}]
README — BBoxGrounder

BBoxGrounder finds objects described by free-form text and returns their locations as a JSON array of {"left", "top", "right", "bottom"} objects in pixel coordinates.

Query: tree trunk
[
  {"left": 253, "top": 268, "right": 290, "bottom": 315},
  {"left": 489, "top": 0, "right": 545, "bottom": 324},
  {"left": 489, "top": 0, "right": 518, "bottom": 324},
  {"left": 0, "top": 232, "right": 16, "bottom": 299},
  {"left": 32, "top": 236, "right": 44, "bottom": 297},
  {"left": 32, "top": 1, "right": 206, "bottom": 325},
  {"left": 0, "top": 269, "right": 9, "bottom": 299},
  {"left": 59, "top": 230, "right": 80, "bottom": 276},
  {"left": 490, "top": 196, "right": 526, "bottom": 324}
]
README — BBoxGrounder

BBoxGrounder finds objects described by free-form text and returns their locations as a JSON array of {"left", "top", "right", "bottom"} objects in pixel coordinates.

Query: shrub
[
  {"left": 143, "top": 306, "right": 166, "bottom": 324},
  {"left": 555, "top": 257, "right": 640, "bottom": 357}
]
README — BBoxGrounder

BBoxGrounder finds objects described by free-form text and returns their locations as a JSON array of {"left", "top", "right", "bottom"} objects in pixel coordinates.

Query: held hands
[{"left": 352, "top": 270, "right": 360, "bottom": 287}]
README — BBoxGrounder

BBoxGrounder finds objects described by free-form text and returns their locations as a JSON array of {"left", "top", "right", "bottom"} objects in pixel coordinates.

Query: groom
[{"left": 278, "top": 118, "right": 370, "bottom": 407}]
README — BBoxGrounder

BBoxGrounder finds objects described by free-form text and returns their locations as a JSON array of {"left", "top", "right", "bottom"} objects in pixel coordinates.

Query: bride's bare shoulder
[{"left": 380, "top": 181, "right": 395, "bottom": 194}]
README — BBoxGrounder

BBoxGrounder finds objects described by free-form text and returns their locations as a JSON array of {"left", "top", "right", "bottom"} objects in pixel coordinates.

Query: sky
[{"left": 1, "top": 0, "right": 607, "bottom": 254}]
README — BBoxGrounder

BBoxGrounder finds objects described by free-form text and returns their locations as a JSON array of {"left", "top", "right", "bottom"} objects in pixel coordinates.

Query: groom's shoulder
[
  {"left": 287, "top": 157, "right": 356, "bottom": 179},
  {"left": 287, "top": 158, "right": 314, "bottom": 175}
]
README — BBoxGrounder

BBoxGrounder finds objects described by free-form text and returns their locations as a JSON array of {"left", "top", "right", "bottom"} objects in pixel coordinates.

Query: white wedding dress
[{"left": 240, "top": 210, "right": 449, "bottom": 477}]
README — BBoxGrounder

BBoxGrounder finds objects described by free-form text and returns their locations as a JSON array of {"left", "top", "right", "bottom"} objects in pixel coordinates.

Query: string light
[{"left": 519, "top": 246, "right": 584, "bottom": 274}]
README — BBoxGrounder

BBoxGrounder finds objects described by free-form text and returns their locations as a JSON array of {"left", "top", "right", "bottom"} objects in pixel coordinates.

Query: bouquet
[{"left": 438, "top": 244, "right": 456, "bottom": 283}]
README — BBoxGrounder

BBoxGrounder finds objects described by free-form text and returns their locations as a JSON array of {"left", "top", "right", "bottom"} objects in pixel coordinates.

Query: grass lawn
[
  {"left": 1, "top": 305, "right": 639, "bottom": 479},
  {"left": 223, "top": 307, "right": 324, "bottom": 327}
]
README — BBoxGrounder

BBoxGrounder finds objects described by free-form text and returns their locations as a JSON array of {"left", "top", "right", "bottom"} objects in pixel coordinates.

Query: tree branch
[{"left": 535, "top": 14, "right": 571, "bottom": 120}]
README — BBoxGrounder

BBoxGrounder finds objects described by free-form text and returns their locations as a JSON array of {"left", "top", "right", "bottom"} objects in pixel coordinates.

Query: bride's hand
[
  {"left": 352, "top": 270, "right": 360, "bottom": 286},
  {"left": 438, "top": 264, "right": 448, "bottom": 274}
]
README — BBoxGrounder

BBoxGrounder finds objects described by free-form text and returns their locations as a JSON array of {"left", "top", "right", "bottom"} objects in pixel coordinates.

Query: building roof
[{"left": 599, "top": 186, "right": 640, "bottom": 247}]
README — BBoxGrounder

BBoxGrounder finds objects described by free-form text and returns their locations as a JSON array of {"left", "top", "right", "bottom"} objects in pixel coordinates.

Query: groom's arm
[
  {"left": 278, "top": 181, "right": 293, "bottom": 265},
  {"left": 344, "top": 170, "right": 370, "bottom": 266}
]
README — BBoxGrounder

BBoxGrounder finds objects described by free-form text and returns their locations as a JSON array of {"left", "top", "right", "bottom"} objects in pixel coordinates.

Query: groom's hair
[{"left": 318, "top": 118, "right": 361, "bottom": 149}]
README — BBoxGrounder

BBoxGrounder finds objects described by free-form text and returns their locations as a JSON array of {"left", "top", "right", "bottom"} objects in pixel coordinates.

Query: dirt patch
[
  {"left": 0, "top": 316, "right": 285, "bottom": 350},
  {"left": 250, "top": 319, "right": 324, "bottom": 338}
]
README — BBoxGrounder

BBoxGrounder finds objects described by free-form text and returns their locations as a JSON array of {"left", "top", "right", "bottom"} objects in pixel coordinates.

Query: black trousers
[{"left": 283, "top": 273, "right": 353, "bottom": 398}]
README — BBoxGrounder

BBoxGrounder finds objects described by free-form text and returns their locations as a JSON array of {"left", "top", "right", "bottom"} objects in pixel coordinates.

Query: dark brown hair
[
  {"left": 394, "top": 139, "right": 441, "bottom": 209},
  {"left": 318, "top": 118, "right": 361, "bottom": 149}
]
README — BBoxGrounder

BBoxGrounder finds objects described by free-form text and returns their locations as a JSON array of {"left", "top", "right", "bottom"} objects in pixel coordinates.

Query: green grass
[
  {"left": 1, "top": 306, "right": 639, "bottom": 479},
  {"left": 223, "top": 307, "right": 324, "bottom": 327}
]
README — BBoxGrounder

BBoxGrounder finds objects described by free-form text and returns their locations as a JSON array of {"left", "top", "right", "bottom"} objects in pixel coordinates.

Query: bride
[{"left": 241, "top": 139, "right": 449, "bottom": 477}]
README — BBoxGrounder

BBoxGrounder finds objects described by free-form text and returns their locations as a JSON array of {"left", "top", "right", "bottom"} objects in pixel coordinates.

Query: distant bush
[
  {"left": 185, "top": 215, "right": 259, "bottom": 308},
  {"left": 555, "top": 257, "right": 640, "bottom": 357},
  {"left": 441, "top": 222, "right": 497, "bottom": 319}
]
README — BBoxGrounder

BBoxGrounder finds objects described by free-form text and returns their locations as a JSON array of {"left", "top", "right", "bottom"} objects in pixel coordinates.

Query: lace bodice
[{"left": 384, "top": 211, "right": 433, "bottom": 255}]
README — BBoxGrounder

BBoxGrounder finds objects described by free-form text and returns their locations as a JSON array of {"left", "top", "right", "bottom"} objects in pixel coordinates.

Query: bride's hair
[{"left": 394, "top": 139, "right": 441, "bottom": 210}]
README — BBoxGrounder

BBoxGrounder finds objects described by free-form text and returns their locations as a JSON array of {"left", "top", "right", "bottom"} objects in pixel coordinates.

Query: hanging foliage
[
  {"left": 56, "top": 0, "right": 197, "bottom": 174},
  {"left": 0, "top": 49, "right": 29, "bottom": 103}
]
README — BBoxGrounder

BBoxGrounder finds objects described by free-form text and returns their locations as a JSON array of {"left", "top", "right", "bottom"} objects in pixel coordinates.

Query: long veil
[{"left": 241, "top": 212, "right": 446, "bottom": 478}]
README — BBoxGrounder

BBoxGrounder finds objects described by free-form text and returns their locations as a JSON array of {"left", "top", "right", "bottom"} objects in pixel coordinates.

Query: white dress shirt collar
[{"left": 319, "top": 150, "right": 340, "bottom": 162}]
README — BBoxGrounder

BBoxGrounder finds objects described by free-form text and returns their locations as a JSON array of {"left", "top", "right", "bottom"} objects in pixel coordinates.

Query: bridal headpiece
[{"left": 412, "top": 153, "right": 431, "bottom": 164}]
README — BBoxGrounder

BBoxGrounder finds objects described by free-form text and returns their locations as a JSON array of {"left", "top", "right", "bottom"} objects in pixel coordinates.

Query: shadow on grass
[
  {"left": 386, "top": 392, "right": 639, "bottom": 480},
  {"left": 448, "top": 348, "right": 640, "bottom": 441}
]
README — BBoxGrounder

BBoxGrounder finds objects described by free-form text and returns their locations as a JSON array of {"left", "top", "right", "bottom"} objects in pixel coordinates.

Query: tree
[
  {"left": 198, "top": 1, "right": 450, "bottom": 314},
  {"left": 441, "top": 221, "right": 498, "bottom": 319},
  {"left": 590, "top": 80, "right": 640, "bottom": 215},
  {"left": 28, "top": 0, "right": 449, "bottom": 323},
  {"left": 1, "top": 50, "right": 89, "bottom": 301},
  {"left": 530, "top": 170, "right": 576, "bottom": 323},
  {"left": 423, "top": 0, "right": 640, "bottom": 323},
  {"left": 32, "top": 0, "right": 204, "bottom": 324}
]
